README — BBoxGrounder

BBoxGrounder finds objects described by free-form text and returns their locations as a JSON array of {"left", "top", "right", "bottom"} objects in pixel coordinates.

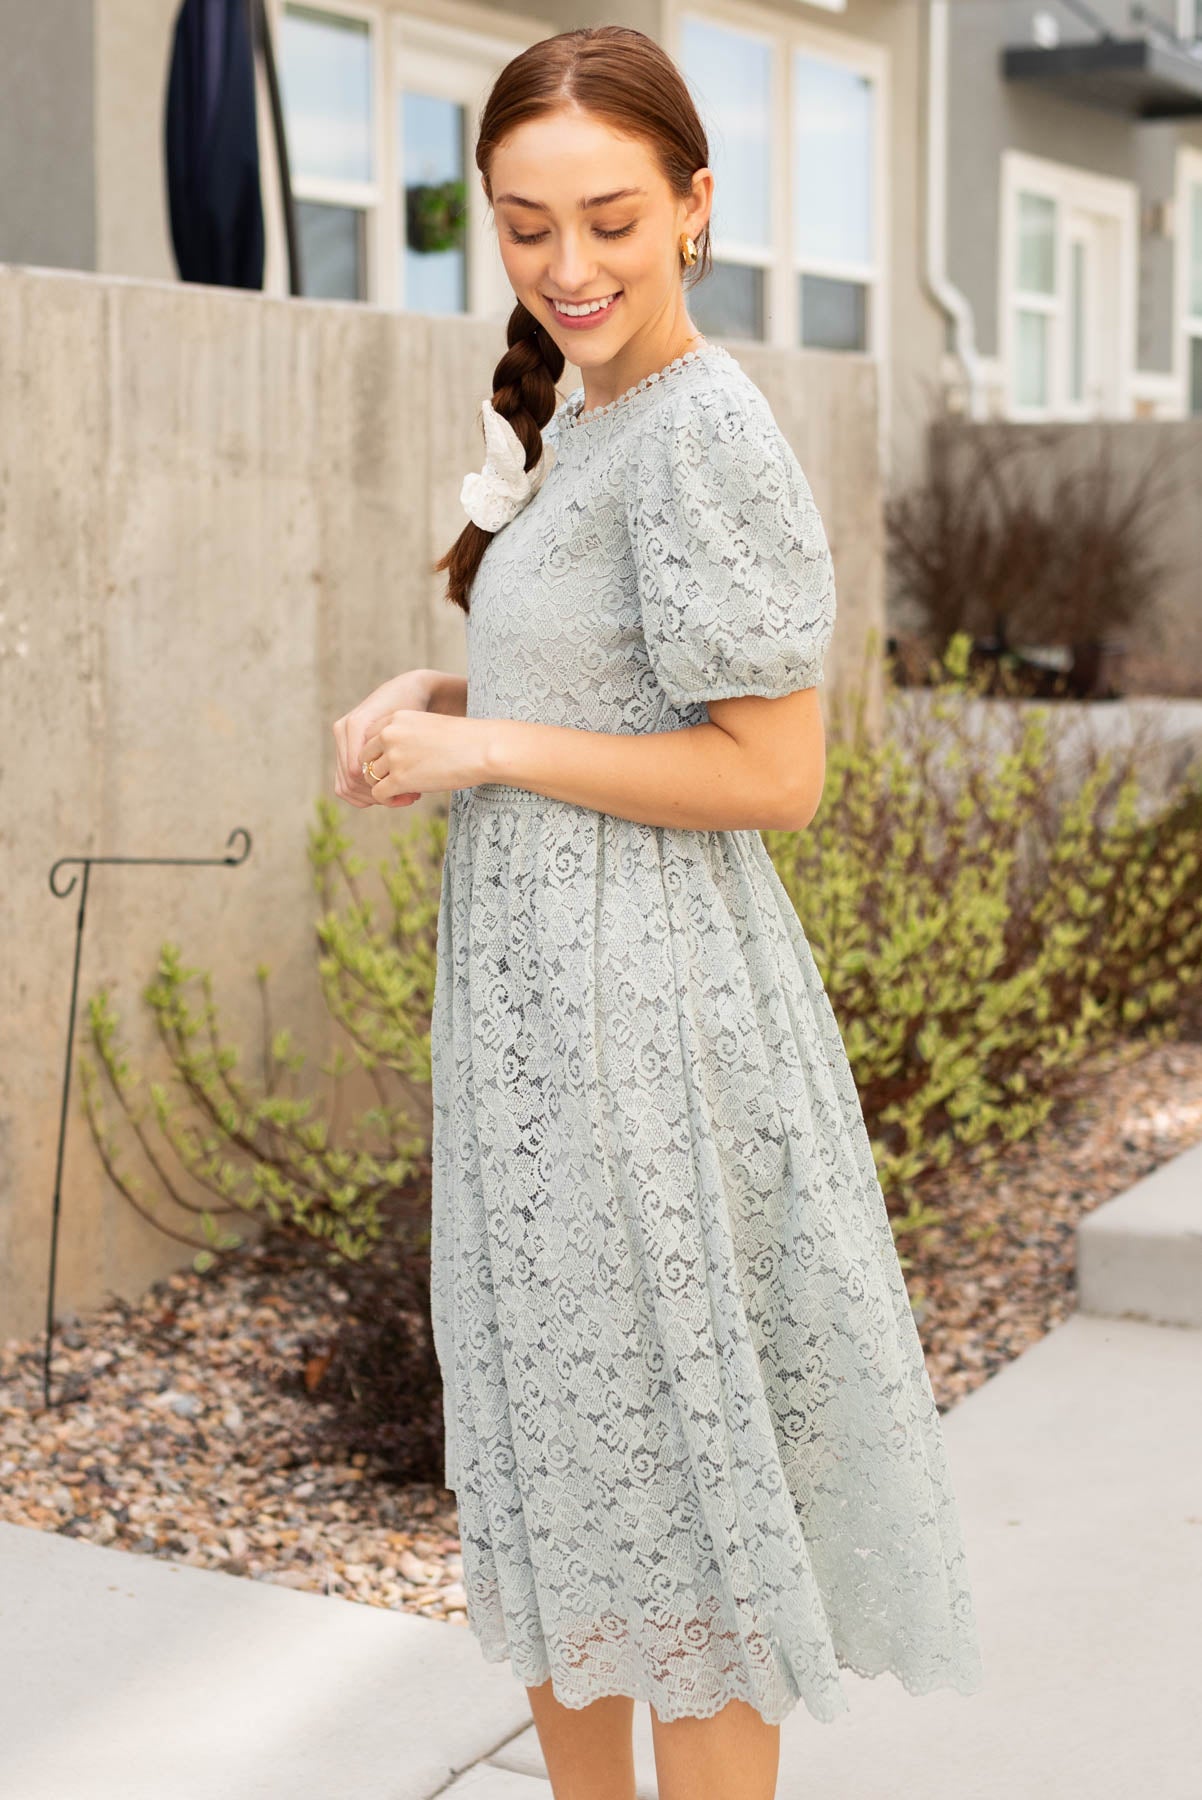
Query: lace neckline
[{"left": 560, "top": 340, "right": 734, "bottom": 435}]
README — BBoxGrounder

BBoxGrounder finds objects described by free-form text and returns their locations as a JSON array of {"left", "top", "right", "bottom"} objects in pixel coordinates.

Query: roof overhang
[{"left": 1001, "top": 37, "right": 1202, "bottom": 119}]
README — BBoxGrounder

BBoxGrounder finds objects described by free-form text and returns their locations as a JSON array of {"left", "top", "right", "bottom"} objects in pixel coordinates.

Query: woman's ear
[{"left": 685, "top": 167, "right": 713, "bottom": 241}]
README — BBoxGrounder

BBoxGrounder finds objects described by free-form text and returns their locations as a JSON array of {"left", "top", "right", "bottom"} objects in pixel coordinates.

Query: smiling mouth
[{"left": 545, "top": 291, "right": 623, "bottom": 318}]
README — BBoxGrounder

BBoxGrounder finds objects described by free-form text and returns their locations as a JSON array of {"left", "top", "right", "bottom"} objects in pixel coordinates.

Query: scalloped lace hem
[{"left": 465, "top": 1629, "right": 984, "bottom": 1727}]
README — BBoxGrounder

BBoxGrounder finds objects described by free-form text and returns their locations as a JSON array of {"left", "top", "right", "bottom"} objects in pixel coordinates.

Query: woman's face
[{"left": 487, "top": 104, "right": 711, "bottom": 376}]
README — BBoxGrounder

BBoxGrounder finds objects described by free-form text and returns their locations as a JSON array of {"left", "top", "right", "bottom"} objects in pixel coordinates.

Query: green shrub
[
  {"left": 765, "top": 637, "right": 1202, "bottom": 1228},
  {"left": 79, "top": 799, "right": 446, "bottom": 1272},
  {"left": 82, "top": 646, "right": 1202, "bottom": 1284}
]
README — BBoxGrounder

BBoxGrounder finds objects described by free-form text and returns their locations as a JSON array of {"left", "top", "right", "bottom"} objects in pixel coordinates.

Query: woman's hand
[
  {"left": 332, "top": 669, "right": 436, "bottom": 809},
  {"left": 357, "top": 708, "right": 494, "bottom": 806}
]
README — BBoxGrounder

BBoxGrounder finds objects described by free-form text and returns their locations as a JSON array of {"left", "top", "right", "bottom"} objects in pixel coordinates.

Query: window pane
[
  {"left": 1017, "top": 191, "right": 1056, "bottom": 295},
  {"left": 1190, "top": 334, "right": 1202, "bottom": 416},
  {"left": 1015, "top": 308, "right": 1049, "bottom": 406},
  {"left": 1069, "top": 239, "right": 1085, "bottom": 402},
  {"left": 800, "top": 273, "right": 867, "bottom": 351},
  {"left": 679, "top": 18, "right": 772, "bottom": 252},
  {"left": 686, "top": 261, "right": 766, "bottom": 341},
  {"left": 1191, "top": 181, "right": 1202, "bottom": 317},
  {"left": 297, "top": 200, "right": 366, "bottom": 300},
  {"left": 401, "top": 92, "right": 467, "bottom": 315},
  {"left": 793, "top": 53, "right": 873, "bottom": 267},
  {"left": 281, "top": 6, "right": 373, "bottom": 184}
]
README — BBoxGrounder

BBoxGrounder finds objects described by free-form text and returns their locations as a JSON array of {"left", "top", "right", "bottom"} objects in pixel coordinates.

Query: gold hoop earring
[{"left": 679, "top": 232, "right": 698, "bottom": 269}]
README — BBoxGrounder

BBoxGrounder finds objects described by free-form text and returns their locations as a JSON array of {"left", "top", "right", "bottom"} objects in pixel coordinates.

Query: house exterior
[
  {"left": 939, "top": 0, "right": 1202, "bottom": 423},
  {"left": 2, "top": 1, "right": 1200, "bottom": 466},
  {"left": 0, "top": 0, "right": 934, "bottom": 490}
]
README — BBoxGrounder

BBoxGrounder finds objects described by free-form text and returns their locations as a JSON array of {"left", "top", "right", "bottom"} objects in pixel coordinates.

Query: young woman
[{"left": 332, "top": 25, "right": 984, "bottom": 1800}]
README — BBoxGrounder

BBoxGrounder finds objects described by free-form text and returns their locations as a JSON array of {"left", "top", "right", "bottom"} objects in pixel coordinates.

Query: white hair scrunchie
[{"left": 459, "top": 397, "right": 555, "bottom": 533}]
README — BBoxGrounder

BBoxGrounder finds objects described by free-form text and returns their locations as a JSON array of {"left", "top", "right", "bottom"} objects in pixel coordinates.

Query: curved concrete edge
[{"left": 1077, "top": 1138, "right": 1202, "bottom": 1328}]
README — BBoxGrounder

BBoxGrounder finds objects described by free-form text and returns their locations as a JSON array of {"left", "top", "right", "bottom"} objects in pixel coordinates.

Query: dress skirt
[{"left": 428, "top": 778, "right": 985, "bottom": 1725}]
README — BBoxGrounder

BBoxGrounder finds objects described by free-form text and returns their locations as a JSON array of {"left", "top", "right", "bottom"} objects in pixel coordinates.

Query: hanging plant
[{"left": 406, "top": 178, "right": 467, "bottom": 254}]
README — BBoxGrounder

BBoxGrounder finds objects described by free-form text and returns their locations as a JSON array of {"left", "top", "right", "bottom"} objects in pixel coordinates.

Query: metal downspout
[{"left": 923, "top": 0, "right": 988, "bottom": 418}]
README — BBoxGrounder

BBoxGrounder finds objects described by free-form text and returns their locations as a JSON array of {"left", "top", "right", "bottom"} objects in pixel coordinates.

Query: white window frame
[
  {"left": 267, "top": 0, "right": 542, "bottom": 311},
  {"left": 273, "top": 0, "right": 386, "bottom": 304},
  {"left": 667, "top": 10, "right": 780, "bottom": 319},
  {"left": 1174, "top": 144, "right": 1202, "bottom": 418},
  {"left": 393, "top": 11, "right": 532, "bottom": 319},
  {"left": 998, "top": 149, "right": 1137, "bottom": 421},
  {"left": 789, "top": 41, "right": 880, "bottom": 362},
  {"left": 664, "top": 0, "right": 890, "bottom": 375}
]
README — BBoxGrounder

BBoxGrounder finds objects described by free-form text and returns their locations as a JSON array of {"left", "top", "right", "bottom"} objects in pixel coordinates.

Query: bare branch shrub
[{"left": 886, "top": 423, "right": 1185, "bottom": 656}]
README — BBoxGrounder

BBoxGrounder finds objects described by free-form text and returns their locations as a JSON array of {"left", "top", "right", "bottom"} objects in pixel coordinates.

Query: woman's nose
[{"left": 547, "top": 239, "right": 600, "bottom": 295}]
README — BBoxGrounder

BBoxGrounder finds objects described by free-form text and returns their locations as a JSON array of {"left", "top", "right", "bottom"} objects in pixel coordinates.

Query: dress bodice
[{"left": 462, "top": 340, "right": 837, "bottom": 750}]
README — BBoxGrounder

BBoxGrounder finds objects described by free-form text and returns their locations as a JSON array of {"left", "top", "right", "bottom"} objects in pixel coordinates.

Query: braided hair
[{"left": 433, "top": 25, "right": 712, "bottom": 613}]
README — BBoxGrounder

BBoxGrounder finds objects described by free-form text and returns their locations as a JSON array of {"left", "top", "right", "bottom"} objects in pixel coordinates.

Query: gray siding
[
  {"left": 945, "top": 0, "right": 1202, "bottom": 372},
  {"left": 0, "top": 0, "right": 95, "bottom": 271}
]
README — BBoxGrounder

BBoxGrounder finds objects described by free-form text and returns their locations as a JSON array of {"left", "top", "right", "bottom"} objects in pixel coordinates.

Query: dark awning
[{"left": 1001, "top": 37, "right": 1202, "bottom": 119}]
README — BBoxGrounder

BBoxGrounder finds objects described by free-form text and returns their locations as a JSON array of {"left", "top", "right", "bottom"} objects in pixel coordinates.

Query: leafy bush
[
  {"left": 766, "top": 635, "right": 1202, "bottom": 1242},
  {"left": 79, "top": 799, "right": 446, "bottom": 1271},
  {"left": 78, "top": 655, "right": 1202, "bottom": 1470},
  {"left": 84, "top": 665, "right": 1202, "bottom": 1260}
]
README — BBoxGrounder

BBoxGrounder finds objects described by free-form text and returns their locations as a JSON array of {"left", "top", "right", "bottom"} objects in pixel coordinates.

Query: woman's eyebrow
[{"left": 493, "top": 187, "right": 648, "bottom": 212}]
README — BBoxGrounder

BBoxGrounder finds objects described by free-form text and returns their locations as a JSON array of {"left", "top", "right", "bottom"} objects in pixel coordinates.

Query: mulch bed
[
  {"left": 3, "top": 1024, "right": 1201, "bottom": 1625},
  {"left": 908, "top": 1028, "right": 1202, "bottom": 1405}
]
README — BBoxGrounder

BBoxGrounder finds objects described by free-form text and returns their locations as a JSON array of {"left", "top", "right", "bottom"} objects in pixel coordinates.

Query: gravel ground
[{"left": 3, "top": 1030, "right": 1201, "bottom": 1627}]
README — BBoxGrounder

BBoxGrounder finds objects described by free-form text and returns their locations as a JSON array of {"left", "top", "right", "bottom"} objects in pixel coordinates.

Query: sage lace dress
[{"left": 428, "top": 339, "right": 984, "bottom": 1725}]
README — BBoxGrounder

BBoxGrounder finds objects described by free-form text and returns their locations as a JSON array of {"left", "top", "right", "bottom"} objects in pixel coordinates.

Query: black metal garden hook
[{"left": 41, "top": 828, "right": 253, "bottom": 1409}]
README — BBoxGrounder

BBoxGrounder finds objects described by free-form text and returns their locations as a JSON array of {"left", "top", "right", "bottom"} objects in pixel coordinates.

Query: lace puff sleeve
[{"left": 626, "top": 386, "right": 837, "bottom": 707}]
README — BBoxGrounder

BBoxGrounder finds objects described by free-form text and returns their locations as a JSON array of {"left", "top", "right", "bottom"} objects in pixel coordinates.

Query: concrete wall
[
  {"left": 0, "top": 261, "right": 884, "bottom": 1340},
  {"left": 945, "top": 0, "right": 1202, "bottom": 371}
]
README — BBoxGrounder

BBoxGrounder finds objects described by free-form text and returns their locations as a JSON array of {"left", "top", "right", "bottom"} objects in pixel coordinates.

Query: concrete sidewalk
[{"left": 3, "top": 1147, "right": 1200, "bottom": 1799}]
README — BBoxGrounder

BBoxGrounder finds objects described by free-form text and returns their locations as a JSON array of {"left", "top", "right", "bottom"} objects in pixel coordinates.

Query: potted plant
[{"left": 405, "top": 178, "right": 467, "bottom": 255}]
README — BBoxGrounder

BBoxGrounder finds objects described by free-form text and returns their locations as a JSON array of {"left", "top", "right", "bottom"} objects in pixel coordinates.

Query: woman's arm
[
  {"left": 421, "top": 670, "right": 469, "bottom": 718},
  {"left": 478, "top": 688, "right": 826, "bottom": 833}
]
